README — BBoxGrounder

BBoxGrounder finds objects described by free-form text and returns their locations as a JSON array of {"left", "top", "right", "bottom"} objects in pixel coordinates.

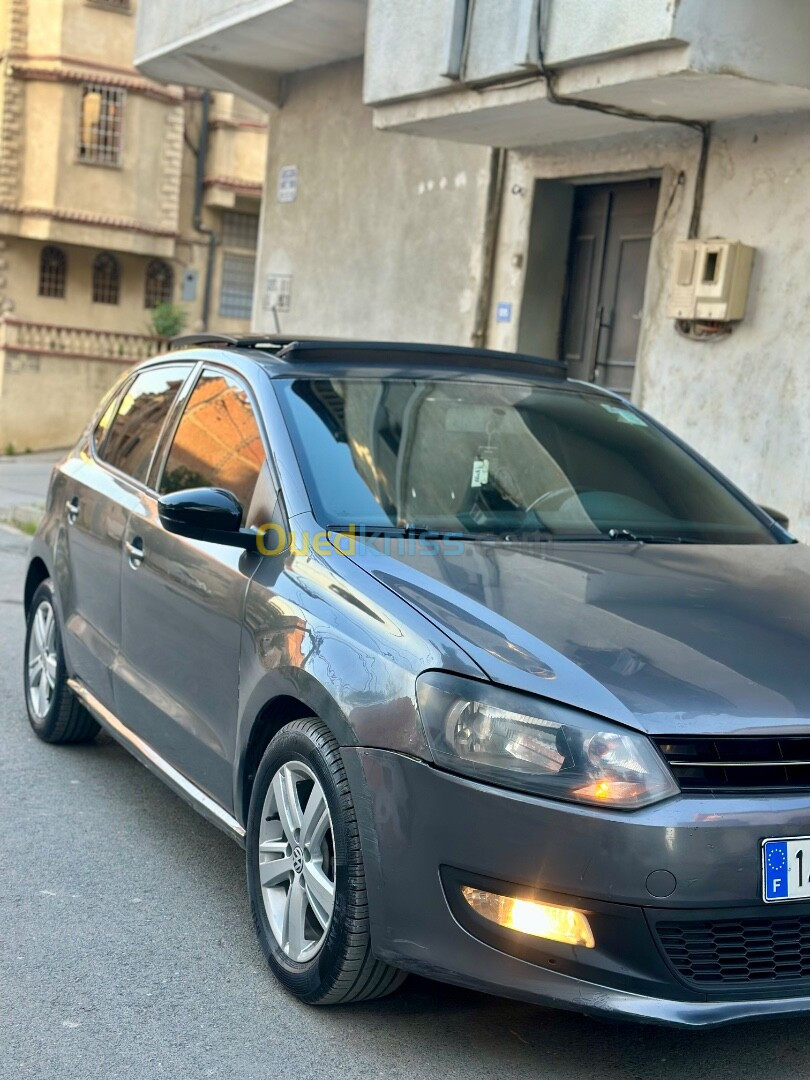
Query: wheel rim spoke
[
  {"left": 272, "top": 765, "right": 303, "bottom": 843},
  {"left": 282, "top": 874, "right": 308, "bottom": 957},
  {"left": 43, "top": 654, "right": 57, "bottom": 689},
  {"left": 300, "top": 786, "right": 329, "bottom": 850},
  {"left": 42, "top": 604, "right": 54, "bottom": 650},
  {"left": 303, "top": 862, "right": 335, "bottom": 928},
  {"left": 37, "top": 674, "right": 49, "bottom": 716},
  {"left": 33, "top": 606, "right": 46, "bottom": 651},
  {"left": 260, "top": 855, "right": 294, "bottom": 888}
]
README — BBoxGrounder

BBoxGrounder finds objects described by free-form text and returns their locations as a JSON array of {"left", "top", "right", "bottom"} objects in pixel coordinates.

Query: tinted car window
[
  {"left": 276, "top": 377, "right": 777, "bottom": 544},
  {"left": 98, "top": 365, "right": 190, "bottom": 484},
  {"left": 159, "top": 369, "right": 266, "bottom": 521}
]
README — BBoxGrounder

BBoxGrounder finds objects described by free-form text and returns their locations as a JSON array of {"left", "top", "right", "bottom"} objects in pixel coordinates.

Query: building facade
[
  {"left": 0, "top": 0, "right": 267, "bottom": 450},
  {"left": 135, "top": 0, "right": 810, "bottom": 539}
]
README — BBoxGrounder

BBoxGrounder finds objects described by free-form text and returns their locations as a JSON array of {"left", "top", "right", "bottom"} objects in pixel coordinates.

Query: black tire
[
  {"left": 246, "top": 718, "right": 406, "bottom": 1004},
  {"left": 23, "top": 578, "right": 99, "bottom": 744}
]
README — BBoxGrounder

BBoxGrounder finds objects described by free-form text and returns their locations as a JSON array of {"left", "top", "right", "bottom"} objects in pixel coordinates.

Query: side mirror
[
  {"left": 759, "top": 504, "right": 790, "bottom": 530},
  {"left": 158, "top": 487, "right": 258, "bottom": 551}
]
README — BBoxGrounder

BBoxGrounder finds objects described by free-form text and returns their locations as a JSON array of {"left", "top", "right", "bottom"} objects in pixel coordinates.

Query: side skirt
[{"left": 68, "top": 677, "right": 246, "bottom": 847}]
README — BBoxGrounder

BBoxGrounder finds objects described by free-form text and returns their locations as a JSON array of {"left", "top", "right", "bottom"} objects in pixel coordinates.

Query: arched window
[
  {"left": 38, "top": 246, "right": 67, "bottom": 298},
  {"left": 144, "top": 259, "right": 173, "bottom": 308},
  {"left": 92, "top": 252, "right": 120, "bottom": 304}
]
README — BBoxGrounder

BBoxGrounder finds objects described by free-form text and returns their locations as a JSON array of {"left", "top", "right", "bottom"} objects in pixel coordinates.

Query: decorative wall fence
[{"left": 0, "top": 316, "right": 167, "bottom": 364}]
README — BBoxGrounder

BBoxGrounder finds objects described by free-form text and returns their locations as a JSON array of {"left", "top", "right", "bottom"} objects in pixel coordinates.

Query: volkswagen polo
[{"left": 22, "top": 336, "right": 810, "bottom": 1026}]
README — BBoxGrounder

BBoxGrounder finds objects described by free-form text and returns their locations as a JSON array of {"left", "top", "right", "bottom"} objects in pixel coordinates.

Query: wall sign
[
  {"left": 277, "top": 165, "right": 298, "bottom": 203},
  {"left": 496, "top": 301, "right": 512, "bottom": 323},
  {"left": 264, "top": 273, "right": 292, "bottom": 314}
]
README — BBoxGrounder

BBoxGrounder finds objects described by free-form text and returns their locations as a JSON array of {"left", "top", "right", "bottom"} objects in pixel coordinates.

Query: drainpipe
[
  {"left": 193, "top": 91, "right": 217, "bottom": 331},
  {"left": 471, "top": 146, "right": 507, "bottom": 348}
]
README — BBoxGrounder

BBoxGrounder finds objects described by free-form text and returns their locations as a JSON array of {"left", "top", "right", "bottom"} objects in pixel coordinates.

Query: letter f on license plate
[{"left": 763, "top": 837, "right": 810, "bottom": 902}]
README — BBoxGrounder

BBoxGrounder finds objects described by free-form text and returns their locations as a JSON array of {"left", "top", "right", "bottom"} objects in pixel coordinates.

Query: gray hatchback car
[{"left": 23, "top": 336, "right": 810, "bottom": 1026}]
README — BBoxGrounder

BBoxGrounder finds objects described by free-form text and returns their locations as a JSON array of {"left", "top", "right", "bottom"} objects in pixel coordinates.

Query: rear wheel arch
[{"left": 24, "top": 558, "right": 49, "bottom": 615}]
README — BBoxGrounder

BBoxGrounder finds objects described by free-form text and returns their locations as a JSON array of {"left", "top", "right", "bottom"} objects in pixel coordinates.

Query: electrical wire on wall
[
  {"left": 533, "top": 4, "right": 709, "bottom": 240},
  {"left": 455, "top": 1, "right": 722, "bottom": 345},
  {"left": 534, "top": 2, "right": 727, "bottom": 343}
]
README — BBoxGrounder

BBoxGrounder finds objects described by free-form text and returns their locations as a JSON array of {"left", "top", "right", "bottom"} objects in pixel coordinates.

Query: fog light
[{"left": 461, "top": 886, "right": 595, "bottom": 948}]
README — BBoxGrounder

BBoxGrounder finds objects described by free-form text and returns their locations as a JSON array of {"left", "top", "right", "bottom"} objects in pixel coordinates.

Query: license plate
[{"left": 763, "top": 837, "right": 810, "bottom": 902}]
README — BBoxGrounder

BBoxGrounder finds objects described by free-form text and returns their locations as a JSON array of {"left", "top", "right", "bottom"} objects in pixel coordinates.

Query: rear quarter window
[{"left": 97, "top": 365, "right": 190, "bottom": 484}]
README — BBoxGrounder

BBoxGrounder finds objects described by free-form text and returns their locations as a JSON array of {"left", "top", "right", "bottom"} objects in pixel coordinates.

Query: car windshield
[{"left": 275, "top": 376, "right": 778, "bottom": 544}]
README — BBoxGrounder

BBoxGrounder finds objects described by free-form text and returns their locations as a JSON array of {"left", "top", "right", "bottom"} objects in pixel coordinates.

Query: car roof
[{"left": 167, "top": 334, "right": 569, "bottom": 382}]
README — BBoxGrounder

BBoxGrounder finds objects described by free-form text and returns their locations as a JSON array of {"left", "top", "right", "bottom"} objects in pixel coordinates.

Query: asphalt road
[
  {"left": 3, "top": 526, "right": 810, "bottom": 1079},
  {"left": 0, "top": 451, "right": 62, "bottom": 514}
]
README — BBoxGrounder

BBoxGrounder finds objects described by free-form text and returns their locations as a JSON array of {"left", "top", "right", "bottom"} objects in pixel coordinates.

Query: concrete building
[
  {"left": 135, "top": 0, "right": 810, "bottom": 539},
  {"left": 0, "top": 0, "right": 268, "bottom": 450}
]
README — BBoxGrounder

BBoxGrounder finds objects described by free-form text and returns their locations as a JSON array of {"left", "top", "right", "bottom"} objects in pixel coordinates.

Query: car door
[
  {"left": 115, "top": 365, "right": 272, "bottom": 809},
  {"left": 60, "top": 363, "right": 193, "bottom": 708}
]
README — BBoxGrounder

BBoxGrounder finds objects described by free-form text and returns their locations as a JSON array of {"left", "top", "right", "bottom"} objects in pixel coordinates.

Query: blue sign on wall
[{"left": 496, "top": 302, "right": 512, "bottom": 323}]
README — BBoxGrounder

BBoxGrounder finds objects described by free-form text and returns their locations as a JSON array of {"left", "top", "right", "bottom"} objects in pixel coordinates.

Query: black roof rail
[
  {"left": 169, "top": 334, "right": 567, "bottom": 379},
  {"left": 171, "top": 333, "right": 288, "bottom": 350},
  {"left": 276, "top": 340, "right": 567, "bottom": 379}
]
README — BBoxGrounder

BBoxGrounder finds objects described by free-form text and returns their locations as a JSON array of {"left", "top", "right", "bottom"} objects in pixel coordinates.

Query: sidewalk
[{"left": 0, "top": 449, "right": 65, "bottom": 530}]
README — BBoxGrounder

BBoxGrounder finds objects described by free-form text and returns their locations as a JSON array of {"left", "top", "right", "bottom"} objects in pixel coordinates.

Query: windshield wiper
[
  {"left": 327, "top": 524, "right": 484, "bottom": 541},
  {"left": 606, "top": 528, "right": 700, "bottom": 544}
]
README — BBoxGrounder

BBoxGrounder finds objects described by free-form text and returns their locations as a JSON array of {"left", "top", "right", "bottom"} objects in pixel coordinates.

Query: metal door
[{"left": 562, "top": 179, "right": 659, "bottom": 395}]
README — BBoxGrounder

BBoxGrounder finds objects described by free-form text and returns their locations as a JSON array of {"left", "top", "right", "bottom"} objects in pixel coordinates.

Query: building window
[
  {"left": 93, "top": 253, "right": 120, "bottom": 304},
  {"left": 38, "top": 246, "right": 67, "bottom": 298},
  {"left": 144, "top": 259, "right": 174, "bottom": 308},
  {"left": 86, "top": 0, "right": 131, "bottom": 10},
  {"left": 218, "top": 211, "right": 259, "bottom": 320},
  {"left": 219, "top": 254, "right": 256, "bottom": 320},
  {"left": 221, "top": 211, "right": 259, "bottom": 251},
  {"left": 78, "top": 84, "right": 125, "bottom": 166}
]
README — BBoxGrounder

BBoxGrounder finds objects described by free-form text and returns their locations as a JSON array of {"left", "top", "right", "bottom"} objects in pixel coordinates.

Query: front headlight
[{"left": 416, "top": 672, "right": 679, "bottom": 809}]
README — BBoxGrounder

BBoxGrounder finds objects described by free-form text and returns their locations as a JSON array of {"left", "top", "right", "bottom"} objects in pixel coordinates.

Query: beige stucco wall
[
  {"left": 489, "top": 111, "right": 810, "bottom": 540},
  {"left": 252, "top": 59, "right": 490, "bottom": 344},
  {"left": 0, "top": 352, "right": 126, "bottom": 451}
]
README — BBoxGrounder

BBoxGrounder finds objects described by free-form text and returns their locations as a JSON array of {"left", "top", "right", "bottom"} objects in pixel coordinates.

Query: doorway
[{"left": 518, "top": 177, "right": 660, "bottom": 396}]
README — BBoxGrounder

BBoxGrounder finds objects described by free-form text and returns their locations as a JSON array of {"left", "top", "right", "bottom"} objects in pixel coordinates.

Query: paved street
[
  {"left": 1, "top": 526, "right": 810, "bottom": 1080},
  {"left": 0, "top": 450, "right": 63, "bottom": 518}
]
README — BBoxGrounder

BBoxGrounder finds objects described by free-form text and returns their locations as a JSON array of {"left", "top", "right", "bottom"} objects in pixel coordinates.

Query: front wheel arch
[{"left": 240, "top": 695, "right": 317, "bottom": 824}]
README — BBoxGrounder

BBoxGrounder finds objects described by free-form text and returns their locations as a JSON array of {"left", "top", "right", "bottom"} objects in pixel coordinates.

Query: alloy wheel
[
  {"left": 27, "top": 599, "right": 58, "bottom": 719},
  {"left": 258, "top": 760, "right": 336, "bottom": 963}
]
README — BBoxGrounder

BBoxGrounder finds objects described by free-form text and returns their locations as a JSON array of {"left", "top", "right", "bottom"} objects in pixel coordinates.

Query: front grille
[
  {"left": 654, "top": 735, "right": 810, "bottom": 793},
  {"left": 657, "top": 914, "right": 810, "bottom": 988}
]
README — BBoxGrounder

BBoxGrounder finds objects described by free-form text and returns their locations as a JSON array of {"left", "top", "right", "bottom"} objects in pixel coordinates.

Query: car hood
[{"left": 345, "top": 537, "right": 810, "bottom": 735}]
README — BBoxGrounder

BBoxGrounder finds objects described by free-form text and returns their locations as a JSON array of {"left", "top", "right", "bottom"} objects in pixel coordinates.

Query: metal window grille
[
  {"left": 93, "top": 253, "right": 121, "bottom": 304},
  {"left": 221, "top": 211, "right": 259, "bottom": 251},
  {"left": 38, "top": 246, "right": 67, "bottom": 298},
  {"left": 144, "top": 259, "right": 174, "bottom": 308},
  {"left": 219, "top": 253, "right": 256, "bottom": 319},
  {"left": 78, "top": 84, "right": 125, "bottom": 166}
]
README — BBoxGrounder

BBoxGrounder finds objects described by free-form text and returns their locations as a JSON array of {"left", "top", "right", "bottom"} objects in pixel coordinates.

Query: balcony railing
[{"left": 0, "top": 318, "right": 167, "bottom": 364}]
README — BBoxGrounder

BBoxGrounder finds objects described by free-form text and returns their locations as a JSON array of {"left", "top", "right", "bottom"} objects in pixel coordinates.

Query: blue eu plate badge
[{"left": 763, "top": 837, "right": 810, "bottom": 902}]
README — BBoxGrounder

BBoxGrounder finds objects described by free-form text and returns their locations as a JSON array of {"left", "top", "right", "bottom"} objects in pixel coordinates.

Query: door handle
[
  {"left": 125, "top": 538, "right": 145, "bottom": 568},
  {"left": 65, "top": 497, "right": 79, "bottom": 524}
]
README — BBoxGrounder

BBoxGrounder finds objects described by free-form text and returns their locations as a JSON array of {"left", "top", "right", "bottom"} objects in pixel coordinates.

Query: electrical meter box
[{"left": 667, "top": 240, "right": 754, "bottom": 321}]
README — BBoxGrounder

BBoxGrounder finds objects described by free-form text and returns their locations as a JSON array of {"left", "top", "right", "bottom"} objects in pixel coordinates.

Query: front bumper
[{"left": 342, "top": 746, "right": 810, "bottom": 1027}]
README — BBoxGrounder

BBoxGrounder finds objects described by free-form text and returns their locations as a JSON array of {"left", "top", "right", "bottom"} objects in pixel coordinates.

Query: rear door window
[
  {"left": 97, "top": 365, "right": 191, "bottom": 484},
  {"left": 158, "top": 368, "right": 266, "bottom": 521}
]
